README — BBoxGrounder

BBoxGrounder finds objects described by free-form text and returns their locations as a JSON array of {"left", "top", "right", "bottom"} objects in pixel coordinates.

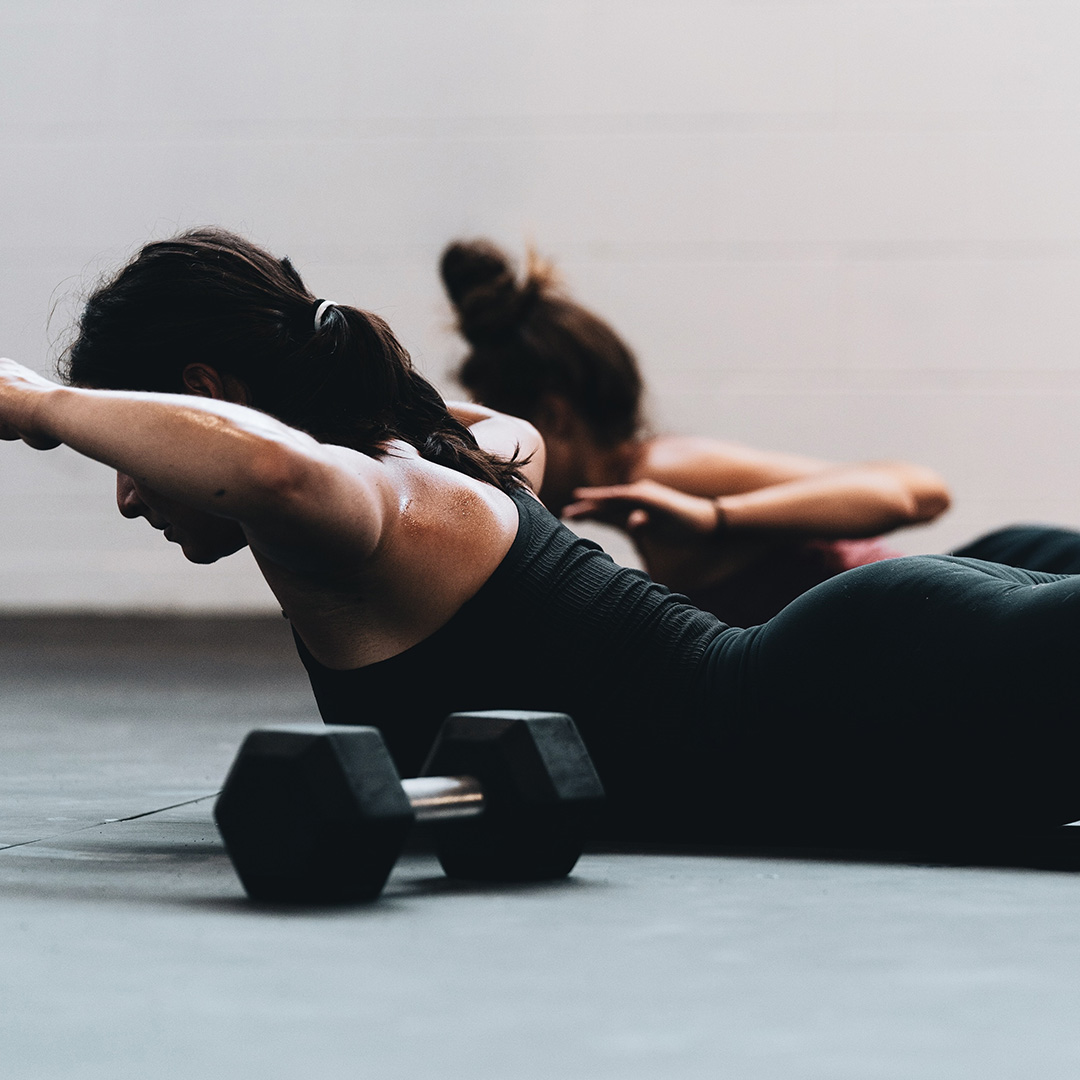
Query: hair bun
[{"left": 440, "top": 239, "right": 534, "bottom": 342}]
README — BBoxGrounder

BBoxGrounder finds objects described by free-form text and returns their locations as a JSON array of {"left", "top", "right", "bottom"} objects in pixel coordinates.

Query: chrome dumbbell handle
[{"left": 401, "top": 774, "right": 485, "bottom": 822}]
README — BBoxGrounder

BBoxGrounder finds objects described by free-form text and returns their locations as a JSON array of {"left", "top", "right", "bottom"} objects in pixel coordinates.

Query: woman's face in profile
[{"left": 115, "top": 472, "right": 247, "bottom": 564}]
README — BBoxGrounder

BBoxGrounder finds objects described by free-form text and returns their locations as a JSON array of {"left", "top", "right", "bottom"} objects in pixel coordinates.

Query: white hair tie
[{"left": 313, "top": 299, "right": 337, "bottom": 330}]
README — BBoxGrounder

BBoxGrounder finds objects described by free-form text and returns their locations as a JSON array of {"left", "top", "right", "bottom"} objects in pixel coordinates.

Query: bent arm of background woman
[
  {"left": 570, "top": 464, "right": 950, "bottom": 539},
  {"left": 578, "top": 436, "right": 951, "bottom": 539}
]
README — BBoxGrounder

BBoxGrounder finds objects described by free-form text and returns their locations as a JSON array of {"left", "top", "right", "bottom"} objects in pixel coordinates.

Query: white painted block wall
[{"left": 2, "top": 0, "right": 1080, "bottom": 610}]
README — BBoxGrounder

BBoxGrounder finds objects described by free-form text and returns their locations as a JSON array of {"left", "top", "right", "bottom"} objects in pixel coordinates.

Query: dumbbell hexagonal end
[
  {"left": 420, "top": 710, "right": 605, "bottom": 882},
  {"left": 214, "top": 725, "right": 414, "bottom": 903}
]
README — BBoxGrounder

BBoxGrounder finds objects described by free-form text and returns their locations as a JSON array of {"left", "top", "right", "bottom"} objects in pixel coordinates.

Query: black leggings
[
  {"left": 701, "top": 554, "right": 1080, "bottom": 843},
  {"left": 951, "top": 523, "right": 1080, "bottom": 574}
]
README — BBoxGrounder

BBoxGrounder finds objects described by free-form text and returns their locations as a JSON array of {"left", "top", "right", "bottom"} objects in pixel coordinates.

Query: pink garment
[{"left": 683, "top": 537, "right": 902, "bottom": 627}]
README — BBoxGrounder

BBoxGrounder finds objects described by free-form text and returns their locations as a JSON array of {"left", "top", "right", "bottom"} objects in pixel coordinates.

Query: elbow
[
  {"left": 877, "top": 462, "right": 952, "bottom": 526},
  {"left": 508, "top": 417, "right": 546, "bottom": 490},
  {"left": 515, "top": 417, "right": 545, "bottom": 462},
  {"left": 505, "top": 415, "right": 541, "bottom": 450},
  {"left": 908, "top": 467, "right": 952, "bottom": 524},
  {"left": 914, "top": 485, "right": 952, "bottom": 524}
]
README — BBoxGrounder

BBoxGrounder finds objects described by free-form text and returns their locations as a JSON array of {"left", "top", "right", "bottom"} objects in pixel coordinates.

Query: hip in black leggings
[
  {"left": 951, "top": 523, "right": 1080, "bottom": 574},
  {"left": 703, "top": 555, "right": 1080, "bottom": 842}
]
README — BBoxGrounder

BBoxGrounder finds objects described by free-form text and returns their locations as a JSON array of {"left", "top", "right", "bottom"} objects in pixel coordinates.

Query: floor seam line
[{"left": 0, "top": 791, "right": 220, "bottom": 853}]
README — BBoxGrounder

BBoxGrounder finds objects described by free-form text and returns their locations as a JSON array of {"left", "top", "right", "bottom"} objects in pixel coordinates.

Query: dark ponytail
[
  {"left": 61, "top": 228, "right": 525, "bottom": 492},
  {"left": 441, "top": 239, "right": 644, "bottom": 447}
]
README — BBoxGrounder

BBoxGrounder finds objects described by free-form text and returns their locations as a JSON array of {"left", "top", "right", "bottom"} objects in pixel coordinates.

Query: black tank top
[{"left": 294, "top": 485, "right": 726, "bottom": 829}]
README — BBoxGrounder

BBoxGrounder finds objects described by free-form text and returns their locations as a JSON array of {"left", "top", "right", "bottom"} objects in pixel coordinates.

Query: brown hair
[
  {"left": 61, "top": 228, "right": 525, "bottom": 492},
  {"left": 441, "top": 239, "right": 644, "bottom": 447}
]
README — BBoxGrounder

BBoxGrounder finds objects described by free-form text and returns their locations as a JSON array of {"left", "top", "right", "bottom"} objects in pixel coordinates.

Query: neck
[
  {"left": 581, "top": 437, "right": 641, "bottom": 486},
  {"left": 538, "top": 421, "right": 643, "bottom": 514}
]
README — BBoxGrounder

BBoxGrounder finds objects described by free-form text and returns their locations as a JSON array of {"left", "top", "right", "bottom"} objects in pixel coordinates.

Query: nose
[{"left": 116, "top": 472, "right": 146, "bottom": 519}]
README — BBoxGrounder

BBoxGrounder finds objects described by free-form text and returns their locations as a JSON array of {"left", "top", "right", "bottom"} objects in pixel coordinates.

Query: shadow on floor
[{"left": 591, "top": 825, "right": 1080, "bottom": 873}]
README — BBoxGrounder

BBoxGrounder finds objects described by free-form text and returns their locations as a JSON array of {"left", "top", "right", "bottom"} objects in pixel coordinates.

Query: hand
[
  {"left": 0, "top": 358, "right": 62, "bottom": 450},
  {"left": 563, "top": 479, "right": 721, "bottom": 538},
  {"left": 565, "top": 479, "right": 745, "bottom": 591}
]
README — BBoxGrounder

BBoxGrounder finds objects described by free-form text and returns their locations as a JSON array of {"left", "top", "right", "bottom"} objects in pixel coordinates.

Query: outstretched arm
[{"left": 0, "top": 358, "right": 390, "bottom": 566}]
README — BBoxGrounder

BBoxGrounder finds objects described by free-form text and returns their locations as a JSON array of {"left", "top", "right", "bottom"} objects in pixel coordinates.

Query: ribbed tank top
[{"left": 294, "top": 485, "right": 727, "bottom": 827}]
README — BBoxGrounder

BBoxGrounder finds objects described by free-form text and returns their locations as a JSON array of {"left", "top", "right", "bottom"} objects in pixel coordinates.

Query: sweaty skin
[{"left": 0, "top": 356, "right": 542, "bottom": 671}]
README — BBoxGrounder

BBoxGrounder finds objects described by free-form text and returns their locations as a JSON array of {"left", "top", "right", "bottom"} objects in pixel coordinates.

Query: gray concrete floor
[{"left": 2, "top": 616, "right": 1080, "bottom": 1079}]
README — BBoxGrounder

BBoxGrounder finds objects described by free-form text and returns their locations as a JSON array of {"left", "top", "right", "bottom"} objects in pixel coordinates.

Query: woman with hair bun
[
  {"left": 442, "top": 238, "right": 1080, "bottom": 626},
  {"left": 5, "top": 226, "right": 1080, "bottom": 847}
]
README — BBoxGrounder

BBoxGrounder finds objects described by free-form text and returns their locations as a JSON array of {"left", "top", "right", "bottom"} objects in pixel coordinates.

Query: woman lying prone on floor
[{"left": 3, "top": 227, "right": 1080, "bottom": 844}]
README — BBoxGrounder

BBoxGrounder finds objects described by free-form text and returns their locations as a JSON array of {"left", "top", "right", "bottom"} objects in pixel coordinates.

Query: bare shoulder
[
  {"left": 239, "top": 435, "right": 520, "bottom": 591},
  {"left": 261, "top": 443, "right": 522, "bottom": 669},
  {"left": 310, "top": 440, "right": 520, "bottom": 567},
  {"left": 633, "top": 434, "right": 835, "bottom": 496},
  {"left": 381, "top": 440, "right": 519, "bottom": 511}
]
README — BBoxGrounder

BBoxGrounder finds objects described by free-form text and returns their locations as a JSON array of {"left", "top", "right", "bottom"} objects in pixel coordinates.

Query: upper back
[
  {"left": 254, "top": 444, "right": 522, "bottom": 671},
  {"left": 295, "top": 483, "right": 726, "bottom": 794}
]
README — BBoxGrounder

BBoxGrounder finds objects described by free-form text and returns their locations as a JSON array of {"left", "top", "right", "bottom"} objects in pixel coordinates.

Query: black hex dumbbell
[{"left": 213, "top": 710, "right": 605, "bottom": 903}]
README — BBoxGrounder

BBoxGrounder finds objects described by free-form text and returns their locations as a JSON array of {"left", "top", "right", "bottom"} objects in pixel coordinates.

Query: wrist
[{"left": 28, "top": 381, "right": 73, "bottom": 435}]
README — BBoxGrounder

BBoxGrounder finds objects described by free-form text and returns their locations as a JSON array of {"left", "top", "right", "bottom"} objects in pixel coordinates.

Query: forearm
[
  {"left": 717, "top": 464, "right": 950, "bottom": 537},
  {"left": 37, "top": 385, "right": 319, "bottom": 519}
]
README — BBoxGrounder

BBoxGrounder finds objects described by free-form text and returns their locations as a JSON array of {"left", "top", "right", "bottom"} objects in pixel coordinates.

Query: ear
[
  {"left": 535, "top": 394, "right": 582, "bottom": 440},
  {"left": 182, "top": 364, "right": 251, "bottom": 405}
]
